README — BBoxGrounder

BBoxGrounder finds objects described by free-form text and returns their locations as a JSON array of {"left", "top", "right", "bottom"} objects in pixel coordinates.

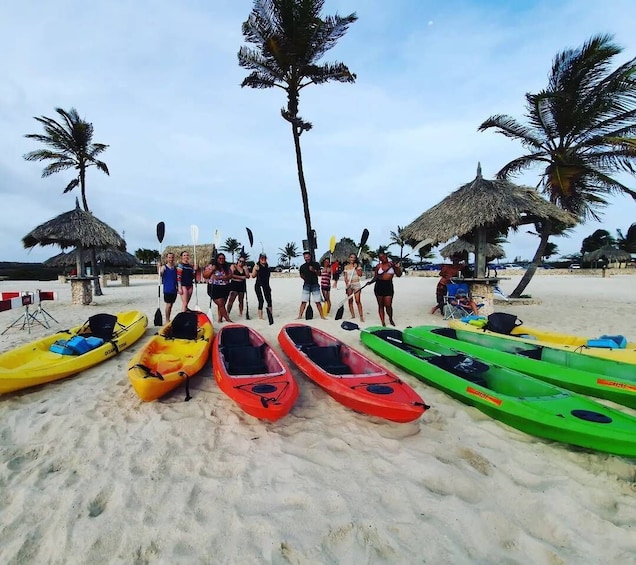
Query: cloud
[{"left": 1, "top": 0, "right": 635, "bottom": 264}]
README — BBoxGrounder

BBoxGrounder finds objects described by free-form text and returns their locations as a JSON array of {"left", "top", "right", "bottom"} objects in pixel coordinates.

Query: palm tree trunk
[
  {"left": 291, "top": 123, "right": 315, "bottom": 260},
  {"left": 510, "top": 221, "right": 552, "bottom": 298}
]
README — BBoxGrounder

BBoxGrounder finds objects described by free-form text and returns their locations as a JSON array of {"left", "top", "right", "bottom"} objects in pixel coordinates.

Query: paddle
[
  {"left": 334, "top": 228, "right": 370, "bottom": 321},
  {"left": 154, "top": 222, "right": 166, "bottom": 326},
  {"left": 191, "top": 225, "right": 200, "bottom": 311},
  {"left": 334, "top": 279, "right": 375, "bottom": 320},
  {"left": 306, "top": 288, "right": 313, "bottom": 320},
  {"left": 245, "top": 228, "right": 254, "bottom": 320}
]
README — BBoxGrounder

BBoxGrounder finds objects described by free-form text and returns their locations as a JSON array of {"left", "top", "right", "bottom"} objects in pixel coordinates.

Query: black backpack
[{"left": 486, "top": 312, "right": 522, "bottom": 335}]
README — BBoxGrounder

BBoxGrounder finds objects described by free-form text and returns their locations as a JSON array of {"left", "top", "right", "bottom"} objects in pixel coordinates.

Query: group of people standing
[
  {"left": 160, "top": 249, "right": 402, "bottom": 327},
  {"left": 159, "top": 251, "right": 273, "bottom": 323},
  {"left": 297, "top": 250, "right": 402, "bottom": 326}
]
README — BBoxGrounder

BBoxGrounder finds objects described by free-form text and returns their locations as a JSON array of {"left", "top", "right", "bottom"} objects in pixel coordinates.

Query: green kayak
[
  {"left": 405, "top": 325, "right": 636, "bottom": 409},
  {"left": 360, "top": 326, "right": 636, "bottom": 457}
]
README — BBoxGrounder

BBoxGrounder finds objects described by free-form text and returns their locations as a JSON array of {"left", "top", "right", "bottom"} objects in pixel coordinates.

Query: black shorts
[
  {"left": 164, "top": 292, "right": 177, "bottom": 304},
  {"left": 374, "top": 279, "right": 394, "bottom": 297},
  {"left": 208, "top": 284, "right": 230, "bottom": 300}
]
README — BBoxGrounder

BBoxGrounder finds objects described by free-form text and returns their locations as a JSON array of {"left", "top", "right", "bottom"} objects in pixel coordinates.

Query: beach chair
[{"left": 443, "top": 283, "right": 482, "bottom": 320}]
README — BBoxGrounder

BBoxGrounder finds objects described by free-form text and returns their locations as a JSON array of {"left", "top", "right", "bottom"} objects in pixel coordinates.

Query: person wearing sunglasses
[
  {"left": 227, "top": 254, "right": 250, "bottom": 317},
  {"left": 251, "top": 253, "right": 273, "bottom": 320}
]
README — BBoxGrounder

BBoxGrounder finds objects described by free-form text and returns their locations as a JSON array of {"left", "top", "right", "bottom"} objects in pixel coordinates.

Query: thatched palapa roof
[
  {"left": 162, "top": 244, "right": 250, "bottom": 268},
  {"left": 44, "top": 248, "right": 139, "bottom": 269},
  {"left": 22, "top": 199, "right": 126, "bottom": 250},
  {"left": 402, "top": 165, "right": 576, "bottom": 244},
  {"left": 583, "top": 245, "right": 631, "bottom": 263},
  {"left": 439, "top": 239, "right": 504, "bottom": 259},
  {"left": 401, "top": 164, "right": 577, "bottom": 277},
  {"left": 319, "top": 239, "right": 371, "bottom": 263}
]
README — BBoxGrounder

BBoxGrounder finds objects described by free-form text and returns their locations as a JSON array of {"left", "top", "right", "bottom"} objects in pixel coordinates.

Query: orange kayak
[
  {"left": 212, "top": 324, "right": 298, "bottom": 421},
  {"left": 278, "top": 323, "right": 428, "bottom": 423},
  {"left": 128, "top": 311, "right": 212, "bottom": 401}
]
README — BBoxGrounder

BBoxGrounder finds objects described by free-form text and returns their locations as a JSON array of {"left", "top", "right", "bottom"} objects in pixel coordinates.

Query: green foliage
[
  {"left": 134, "top": 248, "right": 160, "bottom": 264},
  {"left": 221, "top": 237, "right": 242, "bottom": 261},
  {"left": 616, "top": 223, "right": 636, "bottom": 253},
  {"left": 580, "top": 229, "right": 616, "bottom": 253},
  {"left": 24, "top": 107, "right": 109, "bottom": 212},
  {"left": 278, "top": 241, "right": 299, "bottom": 267},
  {"left": 238, "top": 0, "right": 357, "bottom": 260}
]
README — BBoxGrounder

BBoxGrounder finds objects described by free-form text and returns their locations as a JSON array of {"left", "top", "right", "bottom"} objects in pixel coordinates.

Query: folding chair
[{"left": 443, "top": 283, "right": 482, "bottom": 320}]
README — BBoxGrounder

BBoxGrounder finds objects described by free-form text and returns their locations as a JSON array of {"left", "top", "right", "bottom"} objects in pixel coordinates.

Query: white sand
[{"left": 1, "top": 273, "right": 635, "bottom": 563}]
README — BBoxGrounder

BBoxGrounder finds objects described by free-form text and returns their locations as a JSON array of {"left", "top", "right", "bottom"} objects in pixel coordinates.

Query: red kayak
[
  {"left": 212, "top": 324, "right": 298, "bottom": 421},
  {"left": 278, "top": 323, "right": 428, "bottom": 423}
]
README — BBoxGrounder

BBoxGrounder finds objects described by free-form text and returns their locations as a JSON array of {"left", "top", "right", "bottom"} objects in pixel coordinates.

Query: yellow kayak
[
  {"left": 449, "top": 319, "right": 636, "bottom": 364},
  {"left": 0, "top": 310, "right": 148, "bottom": 394},
  {"left": 128, "top": 311, "right": 213, "bottom": 401}
]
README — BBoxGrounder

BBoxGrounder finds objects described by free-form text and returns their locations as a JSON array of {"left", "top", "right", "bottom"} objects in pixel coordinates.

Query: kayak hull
[
  {"left": 360, "top": 326, "right": 636, "bottom": 457},
  {"left": 128, "top": 311, "right": 212, "bottom": 401},
  {"left": 411, "top": 325, "right": 636, "bottom": 409},
  {"left": 213, "top": 324, "right": 298, "bottom": 421},
  {"left": 0, "top": 310, "right": 148, "bottom": 394},
  {"left": 278, "top": 323, "right": 427, "bottom": 423}
]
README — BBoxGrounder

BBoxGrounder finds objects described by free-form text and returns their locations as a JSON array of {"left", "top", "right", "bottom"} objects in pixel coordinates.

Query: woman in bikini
[
  {"left": 205, "top": 253, "right": 233, "bottom": 323},
  {"left": 373, "top": 252, "right": 402, "bottom": 326},
  {"left": 343, "top": 254, "right": 364, "bottom": 321},
  {"left": 226, "top": 255, "right": 250, "bottom": 317}
]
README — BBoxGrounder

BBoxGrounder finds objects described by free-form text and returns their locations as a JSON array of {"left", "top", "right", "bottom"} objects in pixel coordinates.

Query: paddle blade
[
  {"left": 360, "top": 228, "right": 369, "bottom": 248},
  {"left": 190, "top": 225, "right": 199, "bottom": 244},
  {"left": 329, "top": 235, "right": 336, "bottom": 253},
  {"left": 214, "top": 229, "right": 221, "bottom": 247},
  {"left": 154, "top": 308, "right": 163, "bottom": 327},
  {"left": 156, "top": 222, "right": 165, "bottom": 243},
  {"left": 334, "top": 305, "right": 345, "bottom": 320},
  {"left": 341, "top": 321, "right": 359, "bottom": 331},
  {"left": 267, "top": 307, "right": 274, "bottom": 325},
  {"left": 306, "top": 304, "right": 313, "bottom": 320},
  {"left": 245, "top": 304, "right": 250, "bottom": 320},
  {"left": 246, "top": 227, "right": 254, "bottom": 247}
]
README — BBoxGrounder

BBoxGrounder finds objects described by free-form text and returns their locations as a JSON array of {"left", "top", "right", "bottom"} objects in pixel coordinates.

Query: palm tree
[
  {"left": 221, "top": 237, "right": 242, "bottom": 261},
  {"left": 479, "top": 34, "right": 636, "bottom": 296},
  {"left": 278, "top": 241, "right": 299, "bottom": 269},
  {"left": 238, "top": 0, "right": 357, "bottom": 260},
  {"left": 24, "top": 107, "right": 110, "bottom": 295},
  {"left": 581, "top": 229, "right": 616, "bottom": 253},
  {"left": 616, "top": 223, "right": 636, "bottom": 253},
  {"left": 389, "top": 226, "right": 407, "bottom": 259}
]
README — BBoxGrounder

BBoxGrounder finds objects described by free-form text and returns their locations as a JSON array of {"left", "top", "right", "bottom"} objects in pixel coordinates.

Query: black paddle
[
  {"left": 306, "top": 288, "right": 313, "bottom": 320},
  {"left": 334, "top": 228, "right": 370, "bottom": 321},
  {"left": 334, "top": 279, "right": 374, "bottom": 320},
  {"left": 154, "top": 222, "right": 166, "bottom": 326},
  {"left": 241, "top": 243, "right": 250, "bottom": 320}
]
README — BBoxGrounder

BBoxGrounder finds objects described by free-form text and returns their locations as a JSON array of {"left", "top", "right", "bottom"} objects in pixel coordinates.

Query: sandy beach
[{"left": 1, "top": 272, "right": 635, "bottom": 564}]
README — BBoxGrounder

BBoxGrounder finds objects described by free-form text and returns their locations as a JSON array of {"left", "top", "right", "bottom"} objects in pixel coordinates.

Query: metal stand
[{"left": 1, "top": 294, "right": 59, "bottom": 335}]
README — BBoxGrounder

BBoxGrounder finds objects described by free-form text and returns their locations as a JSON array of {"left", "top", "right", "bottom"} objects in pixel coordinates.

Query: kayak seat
[
  {"left": 430, "top": 327, "right": 457, "bottom": 339},
  {"left": 223, "top": 345, "right": 267, "bottom": 375},
  {"left": 220, "top": 326, "right": 251, "bottom": 347},
  {"left": 306, "top": 345, "right": 351, "bottom": 375},
  {"left": 427, "top": 354, "right": 489, "bottom": 387},
  {"left": 168, "top": 311, "right": 199, "bottom": 340},
  {"left": 516, "top": 348, "right": 542, "bottom": 360},
  {"left": 87, "top": 313, "right": 118, "bottom": 341},
  {"left": 286, "top": 325, "right": 316, "bottom": 351}
]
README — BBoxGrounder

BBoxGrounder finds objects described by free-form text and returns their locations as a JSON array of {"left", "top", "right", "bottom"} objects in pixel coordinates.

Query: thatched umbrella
[
  {"left": 23, "top": 199, "right": 126, "bottom": 276},
  {"left": 583, "top": 245, "right": 631, "bottom": 266},
  {"left": 439, "top": 238, "right": 505, "bottom": 261},
  {"left": 44, "top": 248, "right": 138, "bottom": 271},
  {"left": 163, "top": 244, "right": 219, "bottom": 268},
  {"left": 401, "top": 164, "right": 576, "bottom": 278},
  {"left": 319, "top": 240, "right": 371, "bottom": 264}
]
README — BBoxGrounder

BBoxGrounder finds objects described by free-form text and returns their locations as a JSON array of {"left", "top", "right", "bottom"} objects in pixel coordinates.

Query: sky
[{"left": 1, "top": 0, "right": 635, "bottom": 265}]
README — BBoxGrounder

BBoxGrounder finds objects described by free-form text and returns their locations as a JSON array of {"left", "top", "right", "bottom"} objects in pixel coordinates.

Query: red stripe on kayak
[
  {"left": 597, "top": 379, "right": 636, "bottom": 392},
  {"left": 467, "top": 387, "right": 503, "bottom": 406}
]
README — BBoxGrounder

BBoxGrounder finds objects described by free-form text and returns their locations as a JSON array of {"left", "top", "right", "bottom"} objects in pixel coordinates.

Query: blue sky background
[{"left": 1, "top": 0, "right": 635, "bottom": 264}]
